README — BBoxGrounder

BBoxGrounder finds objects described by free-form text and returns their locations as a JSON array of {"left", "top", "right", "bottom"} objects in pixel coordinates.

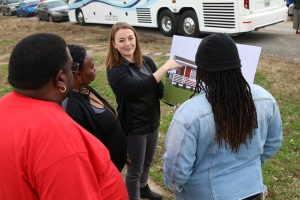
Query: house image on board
[{"left": 168, "top": 55, "right": 197, "bottom": 90}]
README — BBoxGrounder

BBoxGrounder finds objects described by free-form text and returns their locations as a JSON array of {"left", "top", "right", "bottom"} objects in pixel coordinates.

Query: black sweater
[
  {"left": 107, "top": 56, "right": 164, "bottom": 135},
  {"left": 62, "top": 86, "right": 127, "bottom": 171}
]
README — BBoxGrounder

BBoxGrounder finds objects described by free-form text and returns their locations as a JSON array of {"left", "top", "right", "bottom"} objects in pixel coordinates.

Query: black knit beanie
[{"left": 195, "top": 33, "right": 241, "bottom": 72}]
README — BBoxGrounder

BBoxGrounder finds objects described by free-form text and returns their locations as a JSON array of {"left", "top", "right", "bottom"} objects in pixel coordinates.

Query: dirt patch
[
  {"left": 0, "top": 16, "right": 172, "bottom": 65},
  {"left": 0, "top": 17, "right": 107, "bottom": 55},
  {"left": 259, "top": 55, "right": 300, "bottom": 102}
]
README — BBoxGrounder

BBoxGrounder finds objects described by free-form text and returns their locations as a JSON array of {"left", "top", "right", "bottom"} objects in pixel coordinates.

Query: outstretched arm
[
  {"left": 153, "top": 59, "right": 182, "bottom": 83},
  {"left": 107, "top": 59, "right": 181, "bottom": 96}
]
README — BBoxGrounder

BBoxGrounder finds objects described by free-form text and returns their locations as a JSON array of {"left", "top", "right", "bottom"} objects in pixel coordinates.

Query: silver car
[
  {"left": 36, "top": 0, "right": 69, "bottom": 22},
  {"left": 0, "top": 0, "right": 21, "bottom": 16}
]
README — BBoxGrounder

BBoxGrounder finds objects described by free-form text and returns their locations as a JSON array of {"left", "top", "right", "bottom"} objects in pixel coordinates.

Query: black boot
[{"left": 140, "top": 184, "right": 163, "bottom": 200}]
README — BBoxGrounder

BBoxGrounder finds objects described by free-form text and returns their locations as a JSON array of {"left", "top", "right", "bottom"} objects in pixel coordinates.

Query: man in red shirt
[{"left": 0, "top": 33, "right": 128, "bottom": 200}]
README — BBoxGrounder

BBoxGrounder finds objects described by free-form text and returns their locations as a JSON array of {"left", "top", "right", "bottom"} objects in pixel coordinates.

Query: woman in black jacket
[
  {"left": 106, "top": 22, "right": 180, "bottom": 200},
  {"left": 62, "top": 44, "right": 127, "bottom": 172}
]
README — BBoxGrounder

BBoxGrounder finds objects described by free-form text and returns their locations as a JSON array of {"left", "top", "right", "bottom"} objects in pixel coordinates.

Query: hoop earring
[{"left": 59, "top": 85, "right": 67, "bottom": 93}]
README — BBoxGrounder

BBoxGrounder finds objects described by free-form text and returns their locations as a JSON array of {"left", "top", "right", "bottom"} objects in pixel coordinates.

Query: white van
[{"left": 68, "top": 0, "right": 288, "bottom": 37}]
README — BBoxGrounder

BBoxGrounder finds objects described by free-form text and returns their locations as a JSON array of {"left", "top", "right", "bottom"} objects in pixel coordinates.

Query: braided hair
[{"left": 192, "top": 68, "right": 258, "bottom": 153}]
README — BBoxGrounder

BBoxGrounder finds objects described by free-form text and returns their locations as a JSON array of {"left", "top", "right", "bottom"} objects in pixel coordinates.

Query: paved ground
[{"left": 234, "top": 18, "right": 300, "bottom": 63}]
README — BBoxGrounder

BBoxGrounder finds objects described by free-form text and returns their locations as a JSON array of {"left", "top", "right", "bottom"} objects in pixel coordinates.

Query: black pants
[{"left": 125, "top": 130, "right": 159, "bottom": 200}]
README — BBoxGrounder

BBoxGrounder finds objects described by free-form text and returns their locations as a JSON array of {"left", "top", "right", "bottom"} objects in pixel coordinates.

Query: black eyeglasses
[
  {"left": 56, "top": 62, "right": 80, "bottom": 74},
  {"left": 71, "top": 62, "right": 80, "bottom": 72}
]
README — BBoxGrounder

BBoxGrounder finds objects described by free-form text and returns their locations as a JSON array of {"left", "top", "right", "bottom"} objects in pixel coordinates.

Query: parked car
[
  {"left": 288, "top": 3, "right": 294, "bottom": 16},
  {"left": 35, "top": 0, "right": 69, "bottom": 22},
  {"left": 16, "top": 0, "right": 39, "bottom": 17},
  {"left": 286, "top": 0, "right": 294, "bottom": 6},
  {"left": 286, "top": 0, "right": 294, "bottom": 16},
  {"left": 0, "top": 0, "right": 21, "bottom": 15}
]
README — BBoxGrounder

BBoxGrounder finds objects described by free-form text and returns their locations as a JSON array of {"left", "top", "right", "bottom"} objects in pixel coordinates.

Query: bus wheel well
[{"left": 178, "top": 7, "right": 195, "bottom": 16}]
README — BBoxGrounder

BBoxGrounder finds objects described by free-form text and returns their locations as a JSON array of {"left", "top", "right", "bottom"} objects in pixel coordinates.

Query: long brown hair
[
  {"left": 106, "top": 22, "right": 143, "bottom": 70},
  {"left": 194, "top": 69, "right": 258, "bottom": 153}
]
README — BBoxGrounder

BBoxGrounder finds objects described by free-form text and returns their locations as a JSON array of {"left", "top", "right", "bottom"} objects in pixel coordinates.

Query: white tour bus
[{"left": 68, "top": 0, "right": 288, "bottom": 37}]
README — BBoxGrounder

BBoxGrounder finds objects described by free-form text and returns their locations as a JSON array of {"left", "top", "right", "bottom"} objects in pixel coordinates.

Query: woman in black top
[
  {"left": 106, "top": 22, "right": 181, "bottom": 200},
  {"left": 62, "top": 44, "right": 127, "bottom": 171}
]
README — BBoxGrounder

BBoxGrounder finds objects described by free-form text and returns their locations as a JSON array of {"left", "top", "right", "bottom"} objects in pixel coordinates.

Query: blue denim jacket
[{"left": 163, "top": 84, "right": 282, "bottom": 200}]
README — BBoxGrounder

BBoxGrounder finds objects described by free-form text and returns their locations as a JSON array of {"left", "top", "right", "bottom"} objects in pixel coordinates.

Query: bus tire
[
  {"left": 76, "top": 9, "right": 86, "bottom": 26},
  {"left": 158, "top": 10, "right": 176, "bottom": 36},
  {"left": 179, "top": 10, "right": 200, "bottom": 37}
]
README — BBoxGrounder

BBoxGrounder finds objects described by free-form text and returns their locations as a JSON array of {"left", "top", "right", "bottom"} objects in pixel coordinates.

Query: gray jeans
[
  {"left": 125, "top": 130, "right": 159, "bottom": 200},
  {"left": 294, "top": 9, "right": 300, "bottom": 30}
]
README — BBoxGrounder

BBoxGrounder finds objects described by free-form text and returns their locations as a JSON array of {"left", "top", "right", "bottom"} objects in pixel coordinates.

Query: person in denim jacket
[{"left": 163, "top": 33, "right": 282, "bottom": 200}]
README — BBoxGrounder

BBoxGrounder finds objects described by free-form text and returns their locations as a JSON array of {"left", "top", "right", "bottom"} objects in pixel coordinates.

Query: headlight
[{"left": 51, "top": 11, "right": 61, "bottom": 15}]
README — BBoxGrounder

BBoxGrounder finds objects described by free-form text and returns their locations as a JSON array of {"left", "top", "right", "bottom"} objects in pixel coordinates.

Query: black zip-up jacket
[
  {"left": 62, "top": 86, "right": 127, "bottom": 171},
  {"left": 107, "top": 56, "right": 164, "bottom": 135}
]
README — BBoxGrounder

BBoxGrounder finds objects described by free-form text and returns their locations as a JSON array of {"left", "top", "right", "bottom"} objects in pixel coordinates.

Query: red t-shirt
[{"left": 0, "top": 92, "right": 128, "bottom": 200}]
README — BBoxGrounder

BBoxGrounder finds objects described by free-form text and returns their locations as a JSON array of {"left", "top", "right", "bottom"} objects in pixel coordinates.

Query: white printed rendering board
[{"left": 163, "top": 35, "right": 262, "bottom": 106}]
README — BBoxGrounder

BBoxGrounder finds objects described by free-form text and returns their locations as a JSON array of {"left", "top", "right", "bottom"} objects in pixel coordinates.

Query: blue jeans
[{"left": 125, "top": 130, "right": 159, "bottom": 200}]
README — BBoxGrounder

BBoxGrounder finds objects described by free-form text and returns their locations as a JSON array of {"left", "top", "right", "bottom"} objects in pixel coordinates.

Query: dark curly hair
[
  {"left": 8, "top": 33, "right": 68, "bottom": 89},
  {"left": 67, "top": 44, "right": 87, "bottom": 71}
]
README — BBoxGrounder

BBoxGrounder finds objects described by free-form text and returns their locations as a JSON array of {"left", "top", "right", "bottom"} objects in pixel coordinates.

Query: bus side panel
[
  {"left": 68, "top": 8, "right": 76, "bottom": 23},
  {"left": 67, "top": 0, "right": 287, "bottom": 35},
  {"left": 183, "top": 0, "right": 287, "bottom": 34},
  {"left": 194, "top": 0, "right": 241, "bottom": 34},
  {"left": 237, "top": 0, "right": 287, "bottom": 32},
  {"left": 68, "top": 0, "right": 161, "bottom": 28}
]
